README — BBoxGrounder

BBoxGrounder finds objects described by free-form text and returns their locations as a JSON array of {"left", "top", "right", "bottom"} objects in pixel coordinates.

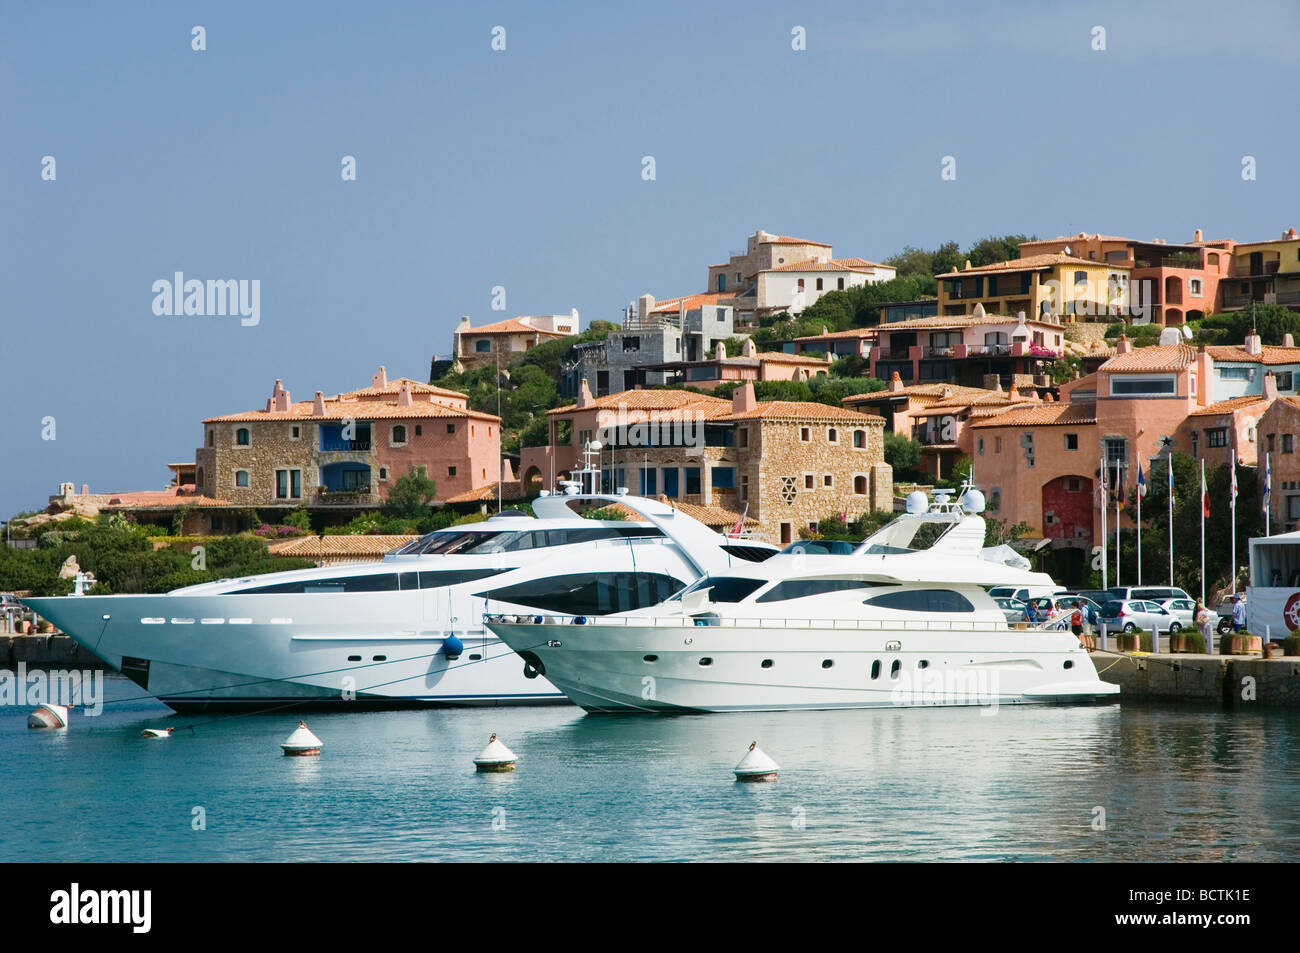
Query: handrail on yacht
[{"left": 483, "top": 613, "right": 1073, "bottom": 635}]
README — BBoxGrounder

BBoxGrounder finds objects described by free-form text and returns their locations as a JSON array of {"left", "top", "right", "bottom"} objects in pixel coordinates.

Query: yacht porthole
[
  {"left": 870, "top": 660, "right": 881, "bottom": 680},
  {"left": 643, "top": 654, "right": 658, "bottom": 663},
  {"left": 469, "top": 653, "right": 482, "bottom": 661},
  {"left": 699, "top": 657, "right": 713, "bottom": 666},
  {"left": 890, "top": 659, "right": 901, "bottom": 679},
  {"left": 348, "top": 655, "right": 362, "bottom": 662},
  {"left": 761, "top": 659, "right": 774, "bottom": 669},
  {"left": 821, "top": 659, "right": 833, "bottom": 669},
  {"left": 918, "top": 659, "right": 930, "bottom": 669},
  {"left": 373, "top": 655, "right": 387, "bottom": 662},
  {"left": 1063, "top": 660, "right": 1074, "bottom": 669}
]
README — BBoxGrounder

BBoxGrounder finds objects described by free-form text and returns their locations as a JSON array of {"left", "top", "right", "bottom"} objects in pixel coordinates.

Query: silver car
[
  {"left": 1158, "top": 598, "right": 1197, "bottom": 630},
  {"left": 1100, "top": 599, "right": 1179, "bottom": 634},
  {"left": 992, "top": 596, "right": 1027, "bottom": 624}
]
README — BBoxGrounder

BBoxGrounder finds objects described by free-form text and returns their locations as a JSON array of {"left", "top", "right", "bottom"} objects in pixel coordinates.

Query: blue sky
[{"left": 2, "top": 0, "right": 1297, "bottom": 518}]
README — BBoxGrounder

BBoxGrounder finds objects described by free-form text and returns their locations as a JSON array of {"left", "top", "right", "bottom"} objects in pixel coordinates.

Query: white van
[{"left": 988, "top": 584, "right": 1067, "bottom": 604}]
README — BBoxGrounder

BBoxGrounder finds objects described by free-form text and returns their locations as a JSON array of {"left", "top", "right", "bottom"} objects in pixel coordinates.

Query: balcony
[
  {"left": 1134, "top": 256, "right": 1204, "bottom": 270},
  {"left": 315, "top": 487, "right": 375, "bottom": 505},
  {"left": 923, "top": 346, "right": 954, "bottom": 358},
  {"left": 878, "top": 348, "right": 912, "bottom": 360},
  {"left": 965, "top": 344, "right": 1012, "bottom": 357},
  {"left": 319, "top": 438, "right": 371, "bottom": 452},
  {"left": 1234, "top": 259, "right": 1281, "bottom": 277}
]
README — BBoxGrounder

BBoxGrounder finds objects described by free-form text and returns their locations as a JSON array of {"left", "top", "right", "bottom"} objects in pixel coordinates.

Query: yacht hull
[
  {"left": 23, "top": 594, "right": 566, "bottom": 711},
  {"left": 488, "top": 619, "right": 1120, "bottom": 713}
]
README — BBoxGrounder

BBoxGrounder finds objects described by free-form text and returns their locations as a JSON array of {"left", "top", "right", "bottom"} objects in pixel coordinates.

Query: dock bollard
[
  {"left": 474, "top": 733, "right": 517, "bottom": 772},
  {"left": 733, "top": 741, "right": 780, "bottom": 782},
  {"left": 281, "top": 720, "right": 322, "bottom": 756}
]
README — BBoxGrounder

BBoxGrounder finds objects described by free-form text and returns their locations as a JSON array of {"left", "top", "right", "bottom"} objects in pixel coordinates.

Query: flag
[
  {"left": 1097, "top": 461, "right": 1108, "bottom": 508},
  {"left": 1202, "top": 463, "right": 1211, "bottom": 518},
  {"left": 1230, "top": 463, "right": 1238, "bottom": 502},
  {"left": 1167, "top": 460, "right": 1174, "bottom": 505},
  {"left": 1263, "top": 454, "right": 1272, "bottom": 515},
  {"left": 1136, "top": 463, "right": 1147, "bottom": 499},
  {"left": 731, "top": 503, "right": 749, "bottom": 537}
]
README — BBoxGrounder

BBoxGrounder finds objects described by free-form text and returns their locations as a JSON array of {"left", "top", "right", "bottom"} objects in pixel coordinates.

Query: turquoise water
[{"left": 2, "top": 673, "right": 1298, "bottom": 862}]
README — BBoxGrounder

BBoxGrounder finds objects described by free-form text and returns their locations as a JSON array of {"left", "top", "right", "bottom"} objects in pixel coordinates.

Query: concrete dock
[
  {"left": 3, "top": 634, "right": 108, "bottom": 669},
  {"left": 1092, "top": 650, "right": 1300, "bottom": 707}
]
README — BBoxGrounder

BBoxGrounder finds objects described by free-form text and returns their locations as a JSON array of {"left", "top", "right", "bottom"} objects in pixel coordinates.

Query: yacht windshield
[
  {"left": 672, "top": 575, "right": 766, "bottom": 603},
  {"left": 393, "top": 525, "right": 663, "bottom": 556}
]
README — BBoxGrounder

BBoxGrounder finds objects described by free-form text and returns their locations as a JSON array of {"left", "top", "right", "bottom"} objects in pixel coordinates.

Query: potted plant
[
  {"left": 1219, "top": 630, "right": 1264, "bottom": 656},
  {"left": 1117, "top": 627, "right": 1144, "bottom": 653},
  {"left": 1283, "top": 633, "right": 1300, "bottom": 657},
  {"left": 1171, "top": 629, "right": 1206, "bottom": 654}
]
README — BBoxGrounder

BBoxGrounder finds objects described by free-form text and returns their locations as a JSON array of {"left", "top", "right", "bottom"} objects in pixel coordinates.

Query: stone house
[{"left": 453, "top": 312, "right": 579, "bottom": 371}]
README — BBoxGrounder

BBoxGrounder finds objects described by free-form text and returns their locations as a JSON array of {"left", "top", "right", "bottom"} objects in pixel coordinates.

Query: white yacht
[
  {"left": 22, "top": 493, "right": 775, "bottom": 712},
  {"left": 486, "top": 488, "right": 1120, "bottom": 713}
]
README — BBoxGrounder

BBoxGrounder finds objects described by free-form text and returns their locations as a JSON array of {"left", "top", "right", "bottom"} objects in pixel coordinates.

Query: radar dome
[
  {"left": 905, "top": 490, "right": 929, "bottom": 514},
  {"left": 960, "top": 488, "right": 986, "bottom": 513}
]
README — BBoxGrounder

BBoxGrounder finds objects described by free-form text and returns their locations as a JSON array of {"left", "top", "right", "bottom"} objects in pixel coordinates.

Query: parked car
[
  {"left": 1158, "top": 598, "right": 1197, "bottom": 629},
  {"left": 0, "top": 593, "right": 23, "bottom": 611},
  {"left": 1025, "top": 595, "right": 1103, "bottom": 620},
  {"left": 1215, "top": 595, "right": 1247, "bottom": 634},
  {"left": 992, "top": 596, "right": 1028, "bottom": 624},
  {"left": 1071, "top": 589, "right": 1111, "bottom": 606},
  {"left": 989, "top": 585, "right": 1067, "bottom": 603},
  {"left": 1099, "top": 599, "right": 1180, "bottom": 634},
  {"left": 1105, "top": 586, "right": 1192, "bottom": 604}
]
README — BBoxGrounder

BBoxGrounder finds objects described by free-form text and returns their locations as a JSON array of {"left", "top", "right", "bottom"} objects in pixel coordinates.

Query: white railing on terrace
[{"left": 485, "top": 612, "right": 1072, "bottom": 635}]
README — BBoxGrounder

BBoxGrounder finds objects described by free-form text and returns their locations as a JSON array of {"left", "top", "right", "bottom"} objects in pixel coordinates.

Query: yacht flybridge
[
  {"left": 485, "top": 487, "right": 1120, "bottom": 713},
  {"left": 22, "top": 493, "right": 776, "bottom": 711}
]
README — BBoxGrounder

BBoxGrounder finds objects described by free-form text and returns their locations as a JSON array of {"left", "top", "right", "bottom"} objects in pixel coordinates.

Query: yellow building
[
  {"left": 937, "top": 253, "right": 1130, "bottom": 323},
  {"left": 1223, "top": 228, "right": 1300, "bottom": 311}
]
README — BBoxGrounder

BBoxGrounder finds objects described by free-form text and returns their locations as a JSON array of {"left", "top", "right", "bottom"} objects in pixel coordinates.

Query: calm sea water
[{"left": 2, "top": 673, "right": 1298, "bottom": 862}]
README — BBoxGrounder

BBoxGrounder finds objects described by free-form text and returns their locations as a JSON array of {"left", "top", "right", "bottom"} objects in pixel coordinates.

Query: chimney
[
  {"left": 889, "top": 371, "right": 904, "bottom": 393},
  {"left": 313, "top": 391, "right": 327, "bottom": 416},
  {"left": 1194, "top": 228, "right": 1203, "bottom": 243},
  {"left": 1245, "top": 328, "right": 1263, "bottom": 356},
  {"left": 397, "top": 381, "right": 414, "bottom": 406},
  {"left": 501, "top": 458, "right": 516, "bottom": 483},
  {"left": 1285, "top": 333, "right": 1295, "bottom": 347},
  {"left": 1287, "top": 228, "right": 1298, "bottom": 240},
  {"left": 715, "top": 340, "right": 727, "bottom": 360},
  {"left": 1116, "top": 334, "right": 1132, "bottom": 354},
  {"left": 1008, "top": 382, "right": 1020, "bottom": 400},
  {"left": 733, "top": 381, "right": 757, "bottom": 415},
  {"left": 637, "top": 294, "right": 654, "bottom": 325},
  {"left": 372, "top": 366, "right": 388, "bottom": 389},
  {"left": 271, "top": 379, "right": 291, "bottom": 412},
  {"left": 973, "top": 302, "right": 986, "bottom": 319},
  {"left": 742, "top": 338, "right": 757, "bottom": 358},
  {"left": 577, "top": 379, "right": 594, "bottom": 408},
  {"left": 457, "top": 316, "right": 471, "bottom": 330},
  {"left": 1264, "top": 372, "right": 1279, "bottom": 401},
  {"left": 1045, "top": 391, "right": 1055, "bottom": 403},
  {"left": 963, "top": 260, "right": 972, "bottom": 270},
  {"left": 81, "top": 484, "right": 89, "bottom": 495}
]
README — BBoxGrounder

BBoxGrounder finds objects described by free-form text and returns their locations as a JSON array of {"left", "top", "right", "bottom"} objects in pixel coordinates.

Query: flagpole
[
  {"left": 1115, "top": 458, "right": 1122, "bottom": 589},
  {"left": 1100, "top": 456, "right": 1108, "bottom": 592},
  {"left": 1200, "top": 458, "right": 1206, "bottom": 605},
  {"left": 1265, "top": 451, "right": 1271, "bottom": 537},
  {"left": 1230, "top": 460, "right": 1238, "bottom": 595},
  {"left": 1167, "top": 458, "right": 1174, "bottom": 587},
  {"left": 1136, "top": 459, "right": 1143, "bottom": 587}
]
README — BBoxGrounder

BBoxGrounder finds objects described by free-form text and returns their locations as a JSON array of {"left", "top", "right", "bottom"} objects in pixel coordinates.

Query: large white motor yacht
[
  {"left": 22, "top": 493, "right": 775, "bottom": 711},
  {"left": 486, "top": 487, "right": 1120, "bottom": 713}
]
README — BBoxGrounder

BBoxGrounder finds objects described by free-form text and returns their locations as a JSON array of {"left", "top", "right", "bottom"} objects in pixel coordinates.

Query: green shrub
[
  {"left": 1284, "top": 634, "right": 1300, "bottom": 657},
  {"left": 1173, "top": 630, "right": 1205, "bottom": 653}
]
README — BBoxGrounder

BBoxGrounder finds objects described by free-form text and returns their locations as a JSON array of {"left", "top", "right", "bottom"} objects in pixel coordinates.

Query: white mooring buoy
[
  {"left": 141, "top": 727, "right": 175, "bottom": 739},
  {"left": 281, "top": 720, "right": 322, "bottom": 757},
  {"left": 28, "top": 704, "right": 69, "bottom": 730},
  {"left": 474, "top": 733, "right": 517, "bottom": 772},
  {"left": 733, "top": 741, "right": 780, "bottom": 782}
]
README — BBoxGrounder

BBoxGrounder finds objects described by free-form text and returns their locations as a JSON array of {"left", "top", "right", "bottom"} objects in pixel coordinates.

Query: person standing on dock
[
  {"left": 1194, "top": 599, "right": 1214, "bottom": 653},
  {"left": 1230, "top": 594, "right": 1246, "bottom": 633},
  {"left": 1069, "top": 601, "right": 1084, "bottom": 639}
]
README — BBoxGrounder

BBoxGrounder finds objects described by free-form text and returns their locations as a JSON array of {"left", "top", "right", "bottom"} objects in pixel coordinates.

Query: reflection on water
[{"left": 1, "top": 673, "right": 1297, "bottom": 862}]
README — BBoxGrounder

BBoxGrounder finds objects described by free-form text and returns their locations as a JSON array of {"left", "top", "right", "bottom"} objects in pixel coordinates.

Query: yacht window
[
  {"left": 890, "top": 659, "right": 901, "bottom": 679},
  {"left": 676, "top": 576, "right": 765, "bottom": 603},
  {"left": 417, "top": 568, "right": 513, "bottom": 588},
  {"left": 477, "top": 572, "right": 686, "bottom": 615},
  {"left": 864, "top": 589, "right": 975, "bottom": 613},
  {"left": 871, "top": 660, "right": 881, "bottom": 679},
  {"left": 782, "top": 540, "right": 857, "bottom": 556},
  {"left": 720, "top": 544, "right": 777, "bottom": 563},
  {"left": 393, "top": 525, "right": 662, "bottom": 556},
  {"left": 231, "top": 568, "right": 510, "bottom": 593},
  {"left": 756, "top": 578, "right": 879, "bottom": 603}
]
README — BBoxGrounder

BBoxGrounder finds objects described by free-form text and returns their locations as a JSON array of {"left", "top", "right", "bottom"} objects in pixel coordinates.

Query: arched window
[
  {"left": 853, "top": 429, "right": 867, "bottom": 448},
  {"left": 854, "top": 475, "right": 868, "bottom": 495},
  {"left": 235, "top": 427, "right": 250, "bottom": 446}
]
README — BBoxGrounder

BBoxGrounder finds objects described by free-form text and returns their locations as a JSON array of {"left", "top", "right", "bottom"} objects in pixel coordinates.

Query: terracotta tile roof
[
  {"left": 842, "top": 382, "right": 996, "bottom": 405},
  {"left": 206, "top": 397, "right": 501, "bottom": 423},
  {"left": 1022, "top": 234, "right": 1133, "bottom": 246},
  {"left": 967, "top": 401, "right": 1043, "bottom": 418},
  {"left": 267, "top": 535, "right": 419, "bottom": 557},
  {"left": 648, "top": 292, "right": 733, "bottom": 313},
  {"left": 442, "top": 482, "right": 526, "bottom": 504},
  {"left": 548, "top": 389, "right": 733, "bottom": 417},
  {"left": 342, "top": 378, "right": 466, "bottom": 400},
  {"left": 654, "top": 497, "right": 758, "bottom": 528},
  {"left": 759, "top": 235, "right": 831, "bottom": 246},
  {"left": 1206, "top": 345, "right": 1300, "bottom": 365},
  {"left": 1187, "top": 395, "right": 1272, "bottom": 418},
  {"left": 939, "top": 253, "right": 1127, "bottom": 277},
  {"left": 794, "top": 327, "right": 880, "bottom": 341},
  {"left": 102, "top": 488, "right": 233, "bottom": 508},
  {"left": 764, "top": 257, "right": 887, "bottom": 273},
  {"left": 971, "top": 402, "right": 1097, "bottom": 428},
  {"left": 752, "top": 352, "right": 833, "bottom": 365},
  {"left": 720, "top": 401, "right": 884, "bottom": 423},
  {"left": 1100, "top": 344, "right": 1198, "bottom": 373},
  {"left": 912, "top": 393, "right": 1036, "bottom": 415},
  {"left": 872, "top": 314, "right": 1063, "bottom": 331},
  {"left": 461, "top": 316, "right": 573, "bottom": 336}
]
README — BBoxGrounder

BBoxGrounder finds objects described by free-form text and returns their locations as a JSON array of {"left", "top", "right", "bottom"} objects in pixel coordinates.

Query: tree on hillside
[
  {"left": 967, "top": 235, "right": 1032, "bottom": 267},
  {"left": 1197, "top": 305, "right": 1300, "bottom": 346}
]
